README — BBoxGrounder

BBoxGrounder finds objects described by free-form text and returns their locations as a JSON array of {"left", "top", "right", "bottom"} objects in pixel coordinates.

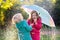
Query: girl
[
  {"left": 28, "top": 11, "right": 42, "bottom": 40},
  {"left": 12, "top": 13, "right": 32, "bottom": 40}
]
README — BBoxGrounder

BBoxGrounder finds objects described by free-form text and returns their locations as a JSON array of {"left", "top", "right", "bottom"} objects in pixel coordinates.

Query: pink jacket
[{"left": 28, "top": 18, "right": 42, "bottom": 40}]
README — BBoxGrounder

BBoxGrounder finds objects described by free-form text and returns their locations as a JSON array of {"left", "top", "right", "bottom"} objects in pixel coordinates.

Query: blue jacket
[{"left": 16, "top": 20, "right": 32, "bottom": 40}]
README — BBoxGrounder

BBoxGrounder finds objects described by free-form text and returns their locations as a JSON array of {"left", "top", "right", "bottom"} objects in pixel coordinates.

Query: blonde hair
[{"left": 12, "top": 13, "right": 23, "bottom": 24}]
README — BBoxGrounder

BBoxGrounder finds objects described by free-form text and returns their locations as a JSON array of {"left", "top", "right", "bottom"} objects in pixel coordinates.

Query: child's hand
[
  {"left": 32, "top": 28, "right": 35, "bottom": 30},
  {"left": 30, "top": 24, "right": 34, "bottom": 26}
]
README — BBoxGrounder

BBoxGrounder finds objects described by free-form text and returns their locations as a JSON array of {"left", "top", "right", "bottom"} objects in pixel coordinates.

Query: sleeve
[
  {"left": 24, "top": 20, "right": 32, "bottom": 32},
  {"left": 34, "top": 19, "right": 42, "bottom": 30},
  {"left": 27, "top": 20, "right": 31, "bottom": 25},
  {"left": 15, "top": 21, "right": 23, "bottom": 30},
  {"left": 15, "top": 23, "right": 21, "bottom": 30}
]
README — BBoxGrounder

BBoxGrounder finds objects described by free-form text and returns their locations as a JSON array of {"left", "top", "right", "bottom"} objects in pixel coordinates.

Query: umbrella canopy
[{"left": 21, "top": 5, "right": 55, "bottom": 27}]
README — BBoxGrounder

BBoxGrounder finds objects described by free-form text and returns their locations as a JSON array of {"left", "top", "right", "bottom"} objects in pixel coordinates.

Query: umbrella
[{"left": 21, "top": 5, "right": 55, "bottom": 27}]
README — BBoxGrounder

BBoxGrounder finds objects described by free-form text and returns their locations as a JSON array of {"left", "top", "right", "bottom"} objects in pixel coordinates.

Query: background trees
[
  {"left": 52, "top": 0, "right": 60, "bottom": 27},
  {"left": 0, "top": 0, "right": 21, "bottom": 29}
]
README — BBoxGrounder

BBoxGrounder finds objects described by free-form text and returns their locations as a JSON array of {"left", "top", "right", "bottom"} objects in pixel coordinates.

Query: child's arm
[
  {"left": 34, "top": 19, "right": 42, "bottom": 30},
  {"left": 24, "top": 20, "right": 32, "bottom": 32}
]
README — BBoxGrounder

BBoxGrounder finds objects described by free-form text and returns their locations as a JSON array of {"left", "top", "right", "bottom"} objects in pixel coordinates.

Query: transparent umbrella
[{"left": 21, "top": 5, "right": 55, "bottom": 27}]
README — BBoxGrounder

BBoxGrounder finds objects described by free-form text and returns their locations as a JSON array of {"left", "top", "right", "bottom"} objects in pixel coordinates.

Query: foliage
[
  {"left": 0, "top": 0, "right": 21, "bottom": 28},
  {"left": 20, "top": 8, "right": 29, "bottom": 20},
  {"left": 52, "top": 0, "right": 60, "bottom": 26}
]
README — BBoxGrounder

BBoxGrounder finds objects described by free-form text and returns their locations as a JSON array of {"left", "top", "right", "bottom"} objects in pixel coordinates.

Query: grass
[
  {"left": 41, "top": 35, "right": 60, "bottom": 40},
  {"left": 41, "top": 35, "right": 51, "bottom": 40},
  {"left": 0, "top": 29, "right": 5, "bottom": 40},
  {"left": 0, "top": 26, "right": 60, "bottom": 40},
  {"left": 56, "top": 35, "right": 60, "bottom": 40}
]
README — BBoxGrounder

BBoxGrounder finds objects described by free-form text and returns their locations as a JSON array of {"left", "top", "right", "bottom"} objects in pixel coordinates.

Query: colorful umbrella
[{"left": 21, "top": 5, "right": 55, "bottom": 27}]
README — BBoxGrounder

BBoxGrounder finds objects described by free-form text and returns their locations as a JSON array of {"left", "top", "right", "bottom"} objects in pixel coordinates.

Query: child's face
[
  {"left": 13, "top": 13, "right": 23, "bottom": 23},
  {"left": 32, "top": 13, "right": 37, "bottom": 19},
  {"left": 14, "top": 16, "right": 21, "bottom": 23}
]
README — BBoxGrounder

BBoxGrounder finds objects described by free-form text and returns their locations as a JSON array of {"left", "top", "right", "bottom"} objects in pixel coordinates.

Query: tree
[
  {"left": 52, "top": 0, "right": 60, "bottom": 26},
  {"left": 0, "top": 0, "right": 21, "bottom": 29}
]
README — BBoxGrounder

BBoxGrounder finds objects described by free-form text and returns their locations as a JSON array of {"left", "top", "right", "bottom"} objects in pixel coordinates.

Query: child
[
  {"left": 28, "top": 11, "right": 42, "bottom": 40},
  {"left": 12, "top": 13, "right": 32, "bottom": 40}
]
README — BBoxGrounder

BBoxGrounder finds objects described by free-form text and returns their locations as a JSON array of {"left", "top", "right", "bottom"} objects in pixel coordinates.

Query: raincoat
[
  {"left": 16, "top": 20, "right": 32, "bottom": 40},
  {"left": 28, "top": 18, "right": 42, "bottom": 40}
]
